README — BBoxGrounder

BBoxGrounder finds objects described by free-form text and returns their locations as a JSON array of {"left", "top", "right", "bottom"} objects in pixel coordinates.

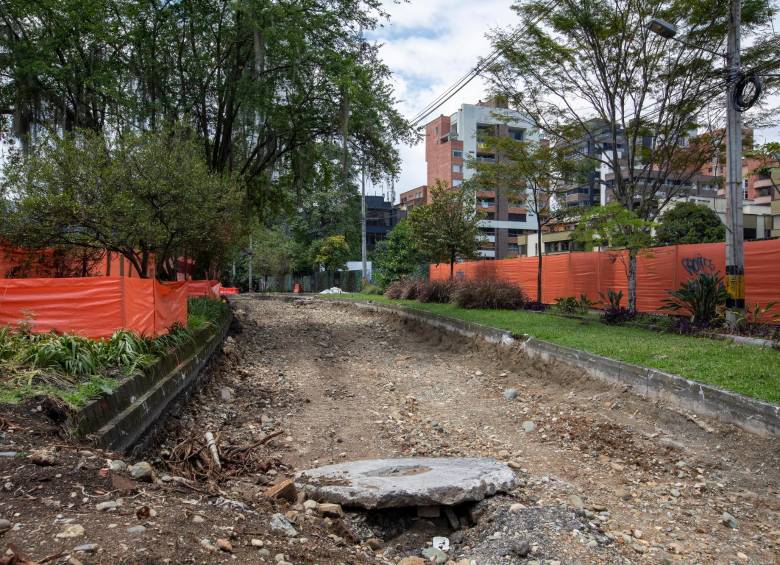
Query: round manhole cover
[{"left": 294, "top": 457, "right": 517, "bottom": 509}]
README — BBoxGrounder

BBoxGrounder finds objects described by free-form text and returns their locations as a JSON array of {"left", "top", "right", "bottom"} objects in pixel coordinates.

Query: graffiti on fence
[{"left": 681, "top": 255, "right": 716, "bottom": 276}]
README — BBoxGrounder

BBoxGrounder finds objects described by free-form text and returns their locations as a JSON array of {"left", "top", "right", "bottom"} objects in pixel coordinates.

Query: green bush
[
  {"left": 553, "top": 294, "right": 594, "bottom": 315},
  {"left": 451, "top": 279, "right": 526, "bottom": 310},
  {"left": 661, "top": 273, "right": 728, "bottom": 328},
  {"left": 188, "top": 297, "right": 228, "bottom": 330},
  {"left": 361, "top": 283, "right": 383, "bottom": 295},
  {"left": 599, "top": 289, "right": 634, "bottom": 325}
]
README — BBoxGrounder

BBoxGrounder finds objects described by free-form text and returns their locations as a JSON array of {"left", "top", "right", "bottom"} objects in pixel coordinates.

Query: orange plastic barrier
[
  {"left": 430, "top": 239, "right": 780, "bottom": 315},
  {"left": 185, "top": 280, "right": 222, "bottom": 299},
  {"left": 0, "top": 277, "right": 187, "bottom": 338},
  {"left": 220, "top": 287, "right": 240, "bottom": 295}
]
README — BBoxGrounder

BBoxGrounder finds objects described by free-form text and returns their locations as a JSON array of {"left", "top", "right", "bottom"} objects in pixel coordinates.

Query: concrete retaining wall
[
  {"left": 72, "top": 309, "right": 231, "bottom": 453},
  {"left": 306, "top": 297, "right": 780, "bottom": 438}
]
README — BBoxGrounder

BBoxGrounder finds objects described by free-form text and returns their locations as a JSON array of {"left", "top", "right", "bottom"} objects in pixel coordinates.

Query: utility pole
[
  {"left": 725, "top": 0, "right": 745, "bottom": 326},
  {"left": 361, "top": 162, "right": 368, "bottom": 283},
  {"left": 247, "top": 234, "right": 253, "bottom": 293}
]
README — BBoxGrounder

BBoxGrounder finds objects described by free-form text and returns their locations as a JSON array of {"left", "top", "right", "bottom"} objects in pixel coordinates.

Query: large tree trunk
[
  {"left": 537, "top": 229, "right": 543, "bottom": 304},
  {"left": 627, "top": 249, "right": 637, "bottom": 313}
]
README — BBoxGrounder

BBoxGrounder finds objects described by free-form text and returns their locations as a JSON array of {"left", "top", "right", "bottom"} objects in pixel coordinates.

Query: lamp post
[{"left": 648, "top": 3, "right": 745, "bottom": 326}]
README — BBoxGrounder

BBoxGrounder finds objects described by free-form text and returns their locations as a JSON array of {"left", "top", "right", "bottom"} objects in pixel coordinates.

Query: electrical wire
[{"left": 407, "top": 0, "right": 562, "bottom": 128}]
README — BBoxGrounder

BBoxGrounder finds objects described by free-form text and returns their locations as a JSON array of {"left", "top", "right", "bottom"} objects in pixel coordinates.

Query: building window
[
  {"left": 453, "top": 164, "right": 461, "bottom": 173},
  {"left": 508, "top": 127, "right": 524, "bottom": 141},
  {"left": 453, "top": 150, "right": 463, "bottom": 158},
  {"left": 508, "top": 213, "right": 527, "bottom": 222},
  {"left": 452, "top": 179, "right": 462, "bottom": 187}
]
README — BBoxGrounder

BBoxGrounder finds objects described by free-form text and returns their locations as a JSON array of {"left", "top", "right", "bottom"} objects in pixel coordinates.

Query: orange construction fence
[
  {"left": 186, "top": 280, "right": 222, "bottom": 299},
  {"left": 0, "top": 277, "right": 189, "bottom": 338},
  {"left": 429, "top": 239, "right": 780, "bottom": 315}
]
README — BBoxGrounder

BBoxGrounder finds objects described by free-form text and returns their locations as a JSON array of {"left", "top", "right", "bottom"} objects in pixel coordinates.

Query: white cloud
[
  {"left": 374, "top": 2, "right": 779, "bottom": 201},
  {"left": 373, "top": 0, "right": 517, "bottom": 199}
]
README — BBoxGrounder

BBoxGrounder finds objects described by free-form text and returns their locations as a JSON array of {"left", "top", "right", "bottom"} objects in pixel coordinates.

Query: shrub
[
  {"left": 383, "top": 278, "right": 422, "bottom": 300},
  {"left": 450, "top": 279, "right": 526, "bottom": 310},
  {"left": 553, "top": 294, "right": 594, "bottom": 315},
  {"left": 522, "top": 301, "right": 548, "bottom": 311},
  {"left": 417, "top": 280, "right": 456, "bottom": 303},
  {"left": 661, "top": 273, "right": 728, "bottom": 328},
  {"left": 361, "top": 283, "right": 383, "bottom": 295},
  {"left": 599, "top": 289, "right": 634, "bottom": 325}
]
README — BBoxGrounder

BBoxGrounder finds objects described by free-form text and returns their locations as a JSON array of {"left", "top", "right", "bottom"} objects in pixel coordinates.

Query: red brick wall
[{"left": 425, "top": 115, "right": 462, "bottom": 198}]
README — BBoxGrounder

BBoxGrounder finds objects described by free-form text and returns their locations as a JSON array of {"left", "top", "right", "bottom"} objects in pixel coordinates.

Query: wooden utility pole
[{"left": 361, "top": 163, "right": 368, "bottom": 282}]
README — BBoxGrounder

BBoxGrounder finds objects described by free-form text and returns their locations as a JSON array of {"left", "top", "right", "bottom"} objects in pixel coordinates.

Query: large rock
[{"left": 294, "top": 457, "right": 517, "bottom": 509}]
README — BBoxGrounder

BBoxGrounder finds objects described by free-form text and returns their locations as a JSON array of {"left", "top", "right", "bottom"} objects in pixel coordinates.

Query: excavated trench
[{"left": 133, "top": 296, "right": 780, "bottom": 563}]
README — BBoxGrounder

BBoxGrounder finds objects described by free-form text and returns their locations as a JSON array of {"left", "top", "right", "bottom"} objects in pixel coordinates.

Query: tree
[
  {"left": 470, "top": 137, "right": 581, "bottom": 302},
  {"left": 485, "top": 0, "right": 779, "bottom": 312},
  {"left": 656, "top": 202, "right": 725, "bottom": 246},
  {"left": 574, "top": 203, "right": 655, "bottom": 310},
  {"left": 1, "top": 128, "right": 244, "bottom": 278},
  {"left": 407, "top": 181, "right": 481, "bottom": 279},
  {"left": 372, "top": 219, "right": 425, "bottom": 288},
  {"left": 311, "top": 235, "right": 350, "bottom": 272}
]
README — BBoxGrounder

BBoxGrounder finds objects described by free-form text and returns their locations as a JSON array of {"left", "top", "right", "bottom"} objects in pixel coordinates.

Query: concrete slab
[{"left": 294, "top": 457, "right": 517, "bottom": 509}]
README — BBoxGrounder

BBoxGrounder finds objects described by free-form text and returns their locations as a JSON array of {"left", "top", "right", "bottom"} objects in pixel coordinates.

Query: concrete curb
[
  {"left": 260, "top": 294, "right": 780, "bottom": 438},
  {"left": 72, "top": 309, "right": 232, "bottom": 453}
]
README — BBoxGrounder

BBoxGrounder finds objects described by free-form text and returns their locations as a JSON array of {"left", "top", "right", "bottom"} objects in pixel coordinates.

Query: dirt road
[{"left": 1, "top": 297, "right": 779, "bottom": 564}]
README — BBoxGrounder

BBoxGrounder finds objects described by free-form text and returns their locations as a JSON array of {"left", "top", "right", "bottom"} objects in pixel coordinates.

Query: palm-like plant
[{"left": 662, "top": 273, "right": 728, "bottom": 328}]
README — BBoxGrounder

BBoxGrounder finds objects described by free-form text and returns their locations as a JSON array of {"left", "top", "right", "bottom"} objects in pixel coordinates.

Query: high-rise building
[{"left": 424, "top": 98, "right": 539, "bottom": 259}]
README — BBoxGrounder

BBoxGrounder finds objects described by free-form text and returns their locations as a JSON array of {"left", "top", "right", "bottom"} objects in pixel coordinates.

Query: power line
[{"left": 408, "top": 0, "right": 562, "bottom": 128}]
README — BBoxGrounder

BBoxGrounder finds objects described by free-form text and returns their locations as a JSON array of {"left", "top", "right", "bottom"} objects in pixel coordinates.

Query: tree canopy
[
  {"left": 655, "top": 202, "right": 725, "bottom": 246},
  {"left": 372, "top": 219, "right": 426, "bottom": 288},
  {"left": 407, "top": 182, "right": 481, "bottom": 279},
  {"left": 0, "top": 0, "right": 413, "bottom": 276},
  {"left": 1, "top": 128, "right": 244, "bottom": 278}
]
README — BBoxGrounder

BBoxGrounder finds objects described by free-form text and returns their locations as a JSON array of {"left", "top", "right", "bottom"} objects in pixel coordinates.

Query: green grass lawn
[{"left": 326, "top": 293, "right": 780, "bottom": 405}]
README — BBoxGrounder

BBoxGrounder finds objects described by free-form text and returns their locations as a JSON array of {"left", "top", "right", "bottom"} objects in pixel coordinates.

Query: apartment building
[
  {"left": 397, "top": 185, "right": 428, "bottom": 212},
  {"left": 425, "top": 98, "right": 539, "bottom": 259}
]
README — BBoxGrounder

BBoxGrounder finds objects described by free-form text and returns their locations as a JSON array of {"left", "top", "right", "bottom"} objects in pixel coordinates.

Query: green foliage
[
  {"left": 188, "top": 298, "right": 229, "bottom": 331},
  {"left": 598, "top": 289, "right": 634, "bottom": 325},
  {"left": 1, "top": 128, "right": 245, "bottom": 278},
  {"left": 662, "top": 273, "right": 729, "bottom": 328},
  {"left": 451, "top": 280, "right": 526, "bottom": 310},
  {"left": 360, "top": 283, "right": 382, "bottom": 295},
  {"left": 0, "top": 297, "right": 226, "bottom": 407},
  {"left": 407, "top": 181, "right": 481, "bottom": 278},
  {"left": 574, "top": 203, "right": 654, "bottom": 252},
  {"left": 553, "top": 295, "right": 593, "bottom": 315},
  {"left": 373, "top": 219, "right": 426, "bottom": 288},
  {"left": 656, "top": 202, "right": 725, "bottom": 246},
  {"left": 311, "top": 235, "right": 351, "bottom": 271}
]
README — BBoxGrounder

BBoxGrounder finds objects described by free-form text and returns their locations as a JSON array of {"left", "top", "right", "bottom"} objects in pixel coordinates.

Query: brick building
[{"left": 424, "top": 98, "right": 539, "bottom": 259}]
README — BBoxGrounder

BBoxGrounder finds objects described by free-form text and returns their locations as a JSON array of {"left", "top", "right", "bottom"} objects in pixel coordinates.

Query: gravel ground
[{"left": 1, "top": 296, "right": 779, "bottom": 564}]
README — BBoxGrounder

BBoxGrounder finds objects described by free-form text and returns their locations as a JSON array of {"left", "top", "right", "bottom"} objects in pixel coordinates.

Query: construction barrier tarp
[
  {"left": 0, "top": 277, "right": 187, "bottom": 338},
  {"left": 185, "top": 280, "right": 222, "bottom": 299},
  {"left": 430, "top": 239, "right": 780, "bottom": 315}
]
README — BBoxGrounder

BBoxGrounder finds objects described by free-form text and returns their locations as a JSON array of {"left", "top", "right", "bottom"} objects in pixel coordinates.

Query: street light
[
  {"left": 647, "top": 18, "right": 677, "bottom": 39},
  {"left": 648, "top": 4, "right": 746, "bottom": 326}
]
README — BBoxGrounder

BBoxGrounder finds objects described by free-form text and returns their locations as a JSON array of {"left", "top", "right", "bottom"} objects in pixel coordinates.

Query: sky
[
  {"left": 367, "top": 0, "right": 518, "bottom": 199},
  {"left": 370, "top": 0, "right": 780, "bottom": 202}
]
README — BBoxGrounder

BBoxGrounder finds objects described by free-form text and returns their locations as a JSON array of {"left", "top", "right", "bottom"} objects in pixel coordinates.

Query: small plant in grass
[
  {"left": 661, "top": 273, "right": 728, "bottom": 329},
  {"left": 188, "top": 297, "right": 228, "bottom": 330},
  {"left": 599, "top": 289, "right": 634, "bottom": 325},
  {"left": 417, "top": 280, "right": 456, "bottom": 304},
  {"left": 450, "top": 280, "right": 526, "bottom": 310},
  {"left": 554, "top": 294, "right": 593, "bottom": 316},
  {"left": 522, "top": 300, "right": 547, "bottom": 311},
  {"left": 735, "top": 302, "right": 780, "bottom": 340}
]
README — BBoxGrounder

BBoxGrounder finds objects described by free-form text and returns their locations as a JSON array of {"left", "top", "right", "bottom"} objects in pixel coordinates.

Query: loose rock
[
  {"left": 270, "top": 513, "right": 298, "bottom": 537},
  {"left": 56, "top": 524, "right": 85, "bottom": 539},
  {"left": 421, "top": 547, "right": 448, "bottom": 564},
  {"left": 503, "top": 388, "right": 518, "bottom": 400},
  {"left": 128, "top": 462, "right": 154, "bottom": 482},
  {"left": 522, "top": 421, "right": 537, "bottom": 433}
]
